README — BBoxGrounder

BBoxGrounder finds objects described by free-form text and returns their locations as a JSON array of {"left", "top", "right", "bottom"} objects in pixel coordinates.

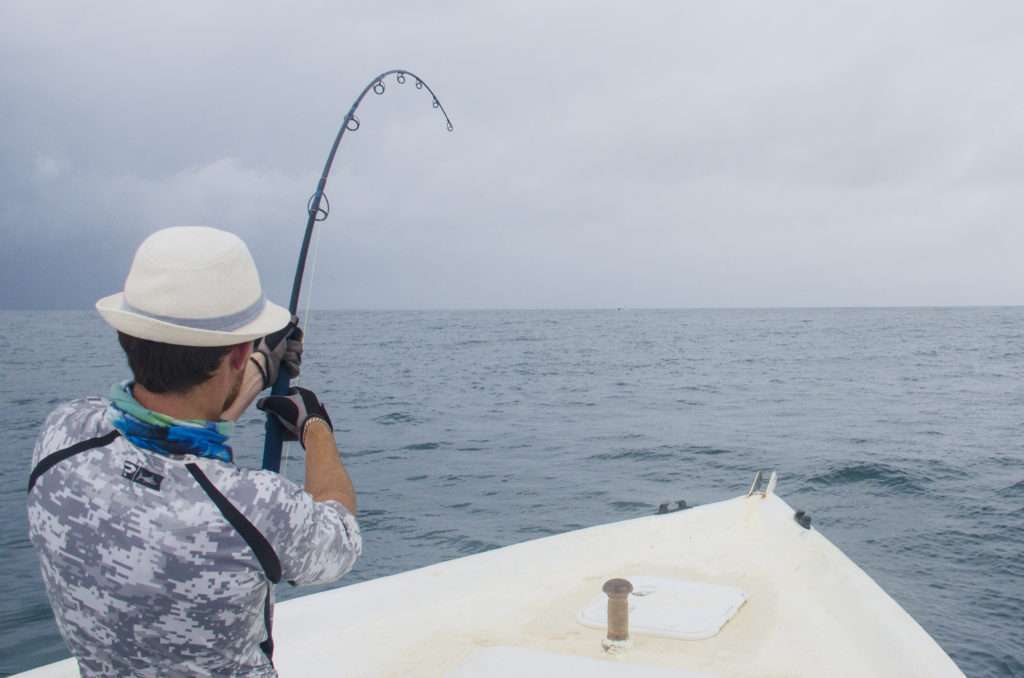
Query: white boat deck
[{"left": 19, "top": 488, "right": 964, "bottom": 677}]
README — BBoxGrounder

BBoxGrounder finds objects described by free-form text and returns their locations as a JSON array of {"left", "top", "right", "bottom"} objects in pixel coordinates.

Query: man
[{"left": 27, "top": 226, "right": 360, "bottom": 676}]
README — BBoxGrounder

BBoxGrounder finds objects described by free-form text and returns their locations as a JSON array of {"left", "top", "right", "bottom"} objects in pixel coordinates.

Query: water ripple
[{"left": 806, "top": 462, "right": 927, "bottom": 494}]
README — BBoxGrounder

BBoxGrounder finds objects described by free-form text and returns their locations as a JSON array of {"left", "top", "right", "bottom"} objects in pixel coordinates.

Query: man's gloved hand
[
  {"left": 251, "top": 317, "right": 303, "bottom": 389},
  {"left": 256, "top": 387, "right": 333, "bottom": 448}
]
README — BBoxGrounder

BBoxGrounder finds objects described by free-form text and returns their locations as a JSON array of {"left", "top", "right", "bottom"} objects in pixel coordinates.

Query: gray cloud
[{"left": 2, "top": 0, "right": 1022, "bottom": 310}]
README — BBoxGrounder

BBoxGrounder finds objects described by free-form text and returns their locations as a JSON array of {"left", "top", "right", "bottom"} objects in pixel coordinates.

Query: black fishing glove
[
  {"left": 256, "top": 387, "right": 333, "bottom": 448},
  {"left": 251, "top": 317, "right": 303, "bottom": 388}
]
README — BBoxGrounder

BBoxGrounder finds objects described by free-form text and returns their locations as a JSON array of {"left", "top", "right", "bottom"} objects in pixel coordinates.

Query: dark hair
[{"left": 117, "top": 332, "right": 234, "bottom": 394}]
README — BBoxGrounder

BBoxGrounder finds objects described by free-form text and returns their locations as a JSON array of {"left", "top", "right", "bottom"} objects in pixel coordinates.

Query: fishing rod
[{"left": 262, "top": 69, "right": 454, "bottom": 472}]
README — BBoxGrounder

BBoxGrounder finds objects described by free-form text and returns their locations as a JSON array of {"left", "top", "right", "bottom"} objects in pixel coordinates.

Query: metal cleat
[{"left": 746, "top": 470, "right": 778, "bottom": 498}]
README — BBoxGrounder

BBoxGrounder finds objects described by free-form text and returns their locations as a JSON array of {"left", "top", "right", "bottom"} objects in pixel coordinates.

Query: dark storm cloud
[{"left": 2, "top": 0, "right": 1022, "bottom": 309}]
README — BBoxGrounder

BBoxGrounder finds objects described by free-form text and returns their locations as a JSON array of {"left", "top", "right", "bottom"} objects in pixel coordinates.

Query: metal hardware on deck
[
  {"left": 602, "top": 578, "right": 634, "bottom": 653},
  {"left": 794, "top": 510, "right": 812, "bottom": 529},
  {"left": 656, "top": 500, "right": 688, "bottom": 515},
  {"left": 746, "top": 470, "right": 778, "bottom": 498},
  {"left": 746, "top": 471, "right": 762, "bottom": 497}
]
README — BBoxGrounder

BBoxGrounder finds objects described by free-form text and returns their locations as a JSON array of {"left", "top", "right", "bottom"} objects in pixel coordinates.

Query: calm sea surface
[{"left": 1, "top": 308, "right": 1021, "bottom": 676}]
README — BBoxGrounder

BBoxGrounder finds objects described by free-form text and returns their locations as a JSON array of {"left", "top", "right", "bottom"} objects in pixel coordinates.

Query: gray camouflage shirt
[{"left": 27, "top": 398, "right": 362, "bottom": 677}]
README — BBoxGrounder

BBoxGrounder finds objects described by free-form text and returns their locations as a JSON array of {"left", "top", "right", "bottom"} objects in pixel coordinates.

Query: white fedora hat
[{"left": 96, "top": 226, "right": 291, "bottom": 347}]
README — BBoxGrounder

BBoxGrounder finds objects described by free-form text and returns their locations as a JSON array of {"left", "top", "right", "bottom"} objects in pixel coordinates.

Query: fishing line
[
  {"left": 281, "top": 217, "right": 324, "bottom": 477},
  {"left": 261, "top": 68, "right": 454, "bottom": 473},
  {"left": 299, "top": 226, "right": 322, "bottom": 363}
]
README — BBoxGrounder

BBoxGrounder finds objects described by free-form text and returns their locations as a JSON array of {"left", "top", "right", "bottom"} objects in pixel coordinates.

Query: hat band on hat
[{"left": 121, "top": 296, "right": 268, "bottom": 332}]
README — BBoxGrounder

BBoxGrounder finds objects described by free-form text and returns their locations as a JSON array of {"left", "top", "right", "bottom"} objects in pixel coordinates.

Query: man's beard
[{"left": 221, "top": 367, "right": 245, "bottom": 413}]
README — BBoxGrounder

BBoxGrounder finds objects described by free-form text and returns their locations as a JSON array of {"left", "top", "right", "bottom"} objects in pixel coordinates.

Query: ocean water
[{"left": 1, "top": 307, "right": 1021, "bottom": 677}]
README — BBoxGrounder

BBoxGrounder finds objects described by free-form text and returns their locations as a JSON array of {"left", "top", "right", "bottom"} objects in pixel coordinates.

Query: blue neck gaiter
[{"left": 106, "top": 381, "right": 234, "bottom": 463}]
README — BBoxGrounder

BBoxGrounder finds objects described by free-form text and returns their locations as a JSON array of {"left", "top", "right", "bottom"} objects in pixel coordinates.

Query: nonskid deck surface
[{"left": 18, "top": 490, "right": 965, "bottom": 677}]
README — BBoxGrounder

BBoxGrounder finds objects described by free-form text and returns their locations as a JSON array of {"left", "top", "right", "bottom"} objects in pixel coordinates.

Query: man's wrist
[
  {"left": 301, "top": 417, "right": 333, "bottom": 447},
  {"left": 249, "top": 352, "right": 270, "bottom": 388}
]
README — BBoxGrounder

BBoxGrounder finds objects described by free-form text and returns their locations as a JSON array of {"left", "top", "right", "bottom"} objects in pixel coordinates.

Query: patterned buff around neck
[{"left": 106, "top": 381, "right": 235, "bottom": 463}]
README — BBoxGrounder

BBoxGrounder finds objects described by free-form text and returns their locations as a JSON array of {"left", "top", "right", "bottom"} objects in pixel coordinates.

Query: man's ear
[{"left": 227, "top": 342, "right": 253, "bottom": 371}]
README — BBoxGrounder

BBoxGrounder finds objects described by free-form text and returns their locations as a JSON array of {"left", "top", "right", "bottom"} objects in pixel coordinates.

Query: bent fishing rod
[{"left": 262, "top": 69, "right": 454, "bottom": 472}]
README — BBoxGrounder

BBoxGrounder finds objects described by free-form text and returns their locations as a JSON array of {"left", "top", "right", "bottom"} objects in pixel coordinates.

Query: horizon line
[{"left": 4, "top": 303, "right": 1022, "bottom": 313}]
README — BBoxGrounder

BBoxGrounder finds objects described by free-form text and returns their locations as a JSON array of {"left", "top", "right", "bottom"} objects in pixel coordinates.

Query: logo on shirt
[{"left": 122, "top": 461, "right": 164, "bottom": 491}]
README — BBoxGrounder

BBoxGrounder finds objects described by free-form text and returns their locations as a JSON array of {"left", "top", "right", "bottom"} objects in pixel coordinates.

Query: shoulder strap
[
  {"left": 185, "top": 463, "right": 283, "bottom": 584},
  {"left": 186, "top": 462, "right": 280, "bottom": 663},
  {"left": 28, "top": 430, "right": 121, "bottom": 493},
  {"left": 260, "top": 586, "right": 275, "bottom": 661}
]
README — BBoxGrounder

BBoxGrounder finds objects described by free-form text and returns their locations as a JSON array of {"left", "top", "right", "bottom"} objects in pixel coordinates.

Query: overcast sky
[{"left": 2, "top": 1, "right": 1022, "bottom": 310}]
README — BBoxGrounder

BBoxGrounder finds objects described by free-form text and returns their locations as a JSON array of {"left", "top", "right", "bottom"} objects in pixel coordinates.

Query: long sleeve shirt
[{"left": 27, "top": 398, "right": 361, "bottom": 677}]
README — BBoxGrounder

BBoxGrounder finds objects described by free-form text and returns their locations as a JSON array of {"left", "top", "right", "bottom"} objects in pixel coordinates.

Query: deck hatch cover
[
  {"left": 449, "top": 647, "right": 714, "bottom": 677},
  {"left": 577, "top": 576, "right": 746, "bottom": 640}
]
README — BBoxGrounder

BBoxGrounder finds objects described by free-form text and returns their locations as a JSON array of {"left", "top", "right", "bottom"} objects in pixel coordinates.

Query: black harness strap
[
  {"left": 27, "top": 430, "right": 121, "bottom": 492},
  {"left": 185, "top": 463, "right": 282, "bottom": 583},
  {"left": 186, "top": 462, "right": 281, "bottom": 663},
  {"left": 260, "top": 585, "right": 275, "bottom": 660}
]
